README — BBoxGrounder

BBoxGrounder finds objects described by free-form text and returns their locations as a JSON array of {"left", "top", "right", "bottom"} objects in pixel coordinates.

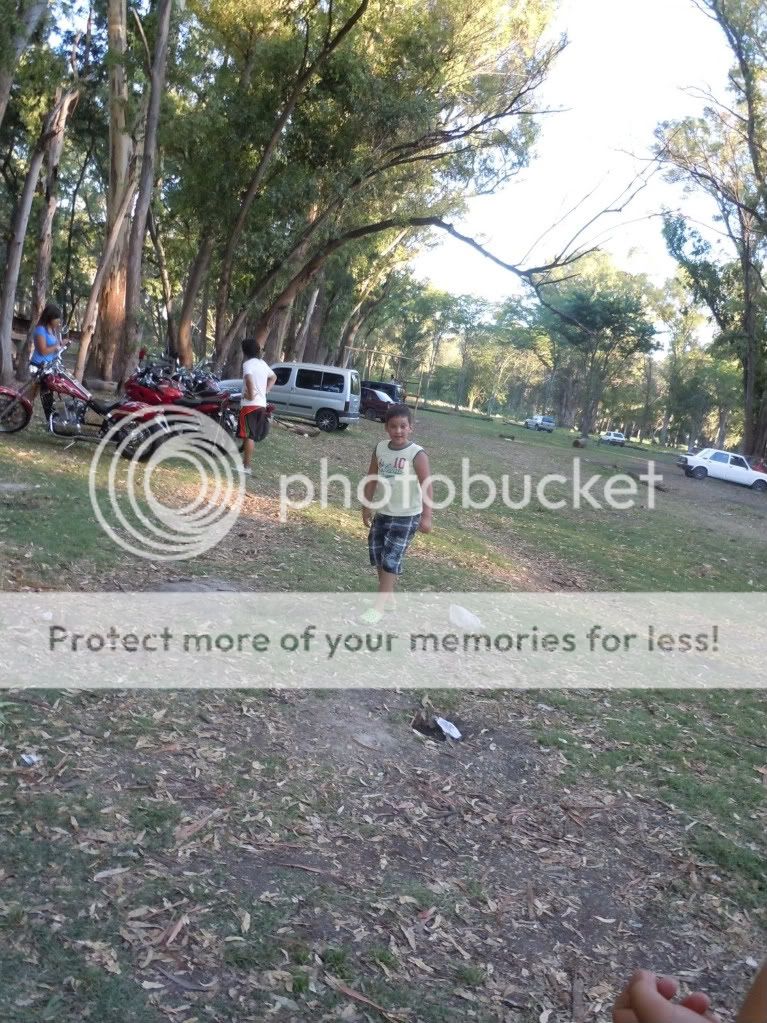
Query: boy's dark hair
[
  {"left": 385, "top": 402, "right": 412, "bottom": 424},
  {"left": 241, "top": 338, "right": 262, "bottom": 359},
  {"left": 39, "top": 303, "right": 61, "bottom": 327}
]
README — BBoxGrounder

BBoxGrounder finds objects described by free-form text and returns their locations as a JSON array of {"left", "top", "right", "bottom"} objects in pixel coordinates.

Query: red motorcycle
[
  {"left": 124, "top": 359, "right": 238, "bottom": 437},
  {"left": 0, "top": 344, "right": 168, "bottom": 458}
]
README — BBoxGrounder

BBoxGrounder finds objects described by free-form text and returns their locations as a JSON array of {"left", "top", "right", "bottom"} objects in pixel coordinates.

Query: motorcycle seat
[
  {"left": 90, "top": 399, "right": 124, "bottom": 414},
  {"left": 176, "top": 395, "right": 224, "bottom": 407}
]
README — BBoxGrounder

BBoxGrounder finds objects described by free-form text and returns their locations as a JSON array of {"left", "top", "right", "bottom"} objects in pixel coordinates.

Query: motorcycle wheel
[
  {"left": 0, "top": 394, "right": 32, "bottom": 433},
  {"left": 119, "top": 421, "right": 165, "bottom": 461}
]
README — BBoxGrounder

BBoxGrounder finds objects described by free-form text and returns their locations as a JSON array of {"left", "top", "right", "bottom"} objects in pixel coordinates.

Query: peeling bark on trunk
[{"left": 91, "top": 262, "right": 127, "bottom": 381}]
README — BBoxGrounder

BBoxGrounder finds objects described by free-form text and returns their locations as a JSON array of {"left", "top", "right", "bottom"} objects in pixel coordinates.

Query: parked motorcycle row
[{"left": 0, "top": 345, "right": 238, "bottom": 460}]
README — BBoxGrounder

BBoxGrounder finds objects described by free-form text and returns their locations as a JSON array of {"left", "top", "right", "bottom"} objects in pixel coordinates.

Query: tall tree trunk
[
  {"left": 281, "top": 301, "right": 299, "bottom": 361},
  {"left": 0, "top": 98, "right": 63, "bottom": 386},
  {"left": 62, "top": 138, "right": 94, "bottom": 323},
  {"left": 273, "top": 309, "right": 291, "bottom": 362},
  {"left": 17, "top": 87, "right": 79, "bottom": 380},
  {"left": 740, "top": 255, "right": 758, "bottom": 454},
  {"left": 291, "top": 287, "right": 319, "bottom": 363},
  {"left": 91, "top": 0, "right": 131, "bottom": 382},
  {"left": 422, "top": 336, "right": 443, "bottom": 403},
  {"left": 0, "top": 0, "right": 48, "bottom": 134},
  {"left": 147, "top": 207, "right": 175, "bottom": 356},
  {"left": 119, "top": 0, "right": 173, "bottom": 383},
  {"left": 578, "top": 350, "right": 603, "bottom": 437},
  {"left": 336, "top": 313, "right": 362, "bottom": 367},
  {"left": 197, "top": 269, "right": 210, "bottom": 360},
  {"left": 753, "top": 381, "right": 767, "bottom": 460},
  {"left": 177, "top": 233, "right": 213, "bottom": 365},
  {"left": 302, "top": 274, "right": 326, "bottom": 363},
  {"left": 73, "top": 168, "right": 138, "bottom": 379}
]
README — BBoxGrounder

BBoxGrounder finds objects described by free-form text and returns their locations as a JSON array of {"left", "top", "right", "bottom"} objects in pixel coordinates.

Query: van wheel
[
  {"left": 691, "top": 466, "right": 708, "bottom": 480},
  {"left": 316, "top": 409, "right": 339, "bottom": 432},
  {"left": 751, "top": 479, "right": 767, "bottom": 492}
]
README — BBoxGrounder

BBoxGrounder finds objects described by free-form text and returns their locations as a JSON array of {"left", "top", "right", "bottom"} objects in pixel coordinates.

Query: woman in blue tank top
[{"left": 30, "top": 304, "right": 64, "bottom": 368}]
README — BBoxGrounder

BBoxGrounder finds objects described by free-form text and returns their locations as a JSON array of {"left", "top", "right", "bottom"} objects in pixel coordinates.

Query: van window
[
  {"left": 730, "top": 456, "right": 749, "bottom": 469},
  {"left": 296, "top": 369, "right": 323, "bottom": 390},
  {"left": 350, "top": 372, "right": 360, "bottom": 396},
  {"left": 321, "top": 371, "right": 344, "bottom": 393},
  {"left": 710, "top": 452, "right": 729, "bottom": 463},
  {"left": 273, "top": 367, "right": 292, "bottom": 386}
]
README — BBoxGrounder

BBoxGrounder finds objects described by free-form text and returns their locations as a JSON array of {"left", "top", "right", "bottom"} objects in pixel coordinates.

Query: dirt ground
[{"left": 2, "top": 686, "right": 762, "bottom": 1022}]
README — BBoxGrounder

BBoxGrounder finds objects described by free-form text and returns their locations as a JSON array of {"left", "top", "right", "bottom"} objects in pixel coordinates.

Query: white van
[{"left": 269, "top": 362, "right": 361, "bottom": 431}]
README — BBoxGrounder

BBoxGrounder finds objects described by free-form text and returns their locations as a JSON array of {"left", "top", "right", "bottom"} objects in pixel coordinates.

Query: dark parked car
[
  {"left": 361, "top": 379, "right": 405, "bottom": 402},
  {"left": 360, "top": 386, "right": 394, "bottom": 421}
]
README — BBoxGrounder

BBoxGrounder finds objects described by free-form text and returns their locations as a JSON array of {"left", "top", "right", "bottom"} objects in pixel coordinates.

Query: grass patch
[
  {"left": 322, "top": 946, "right": 352, "bottom": 979},
  {"left": 455, "top": 964, "right": 486, "bottom": 988},
  {"left": 529, "top": 689, "right": 767, "bottom": 906}
]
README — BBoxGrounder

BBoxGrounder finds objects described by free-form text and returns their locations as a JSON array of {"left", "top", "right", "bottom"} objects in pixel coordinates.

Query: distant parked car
[
  {"left": 360, "top": 386, "right": 394, "bottom": 421},
  {"left": 361, "top": 379, "right": 405, "bottom": 403},
  {"left": 269, "top": 361, "right": 360, "bottom": 431},
  {"left": 677, "top": 448, "right": 767, "bottom": 491},
  {"left": 599, "top": 430, "right": 626, "bottom": 446},
  {"left": 217, "top": 378, "right": 243, "bottom": 405},
  {"left": 523, "top": 414, "right": 556, "bottom": 432},
  {"left": 218, "top": 362, "right": 361, "bottom": 431}
]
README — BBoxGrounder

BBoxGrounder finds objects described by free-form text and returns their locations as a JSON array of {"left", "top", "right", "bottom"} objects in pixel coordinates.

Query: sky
[{"left": 413, "top": 0, "right": 735, "bottom": 302}]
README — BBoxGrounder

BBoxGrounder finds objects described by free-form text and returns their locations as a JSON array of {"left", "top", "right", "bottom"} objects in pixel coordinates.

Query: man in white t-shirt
[{"left": 238, "top": 338, "right": 276, "bottom": 475}]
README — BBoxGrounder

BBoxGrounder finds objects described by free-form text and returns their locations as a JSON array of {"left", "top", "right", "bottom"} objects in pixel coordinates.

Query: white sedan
[
  {"left": 677, "top": 448, "right": 767, "bottom": 492},
  {"left": 599, "top": 430, "right": 626, "bottom": 446}
]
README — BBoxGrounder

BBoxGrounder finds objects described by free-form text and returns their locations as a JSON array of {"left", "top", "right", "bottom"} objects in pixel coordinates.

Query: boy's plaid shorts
[{"left": 368, "top": 513, "right": 421, "bottom": 575}]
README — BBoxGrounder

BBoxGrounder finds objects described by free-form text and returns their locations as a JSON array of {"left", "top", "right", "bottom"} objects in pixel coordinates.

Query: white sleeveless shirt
[{"left": 374, "top": 440, "right": 423, "bottom": 517}]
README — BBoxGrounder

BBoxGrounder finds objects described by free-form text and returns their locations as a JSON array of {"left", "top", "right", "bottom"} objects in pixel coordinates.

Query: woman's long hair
[{"left": 39, "top": 303, "right": 61, "bottom": 328}]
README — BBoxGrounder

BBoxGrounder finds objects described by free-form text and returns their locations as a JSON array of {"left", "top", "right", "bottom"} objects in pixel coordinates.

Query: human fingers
[
  {"left": 680, "top": 992, "right": 710, "bottom": 1014},
  {"left": 613, "top": 970, "right": 656, "bottom": 1023},
  {"left": 631, "top": 975, "right": 712, "bottom": 1023},
  {"left": 656, "top": 976, "right": 680, "bottom": 1001}
]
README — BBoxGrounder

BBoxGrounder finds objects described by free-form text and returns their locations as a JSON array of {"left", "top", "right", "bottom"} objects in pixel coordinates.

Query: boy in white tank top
[{"left": 360, "top": 403, "right": 433, "bottom": 624}]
